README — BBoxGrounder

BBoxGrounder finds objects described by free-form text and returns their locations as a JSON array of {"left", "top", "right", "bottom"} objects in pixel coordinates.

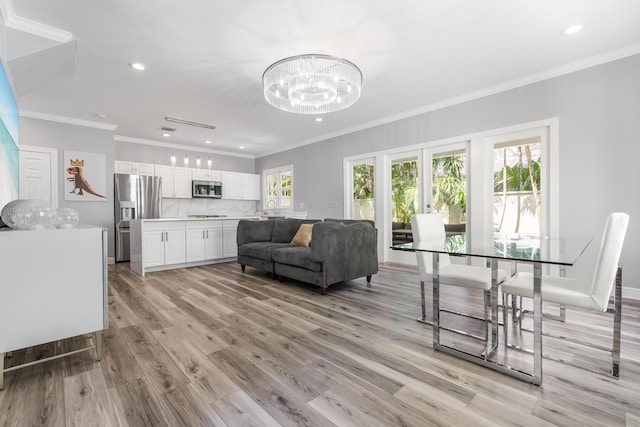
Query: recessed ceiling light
[
  {"left": 239, "top": 146, "right": 245, "bottom": 150},
  {"left": 315, "top": 117, "right": 323, "bottom": 122},
  {"left": 562, "top": 24, "right": 583, "bottom": 35},
  {"left": 129, "top": 62, "right": 146, "bottom": 71},
  {"left": 162, "top": 133, "right": 170, "bottom": 137},
  {"left": 205, "top": 140, "right": 212, "bottom": 144}
]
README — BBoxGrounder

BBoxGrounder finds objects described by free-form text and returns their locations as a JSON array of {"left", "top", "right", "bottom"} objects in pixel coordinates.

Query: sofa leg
[
  {"left": 278, "top": 275, "right": 283, "bottom": 282},
  {"left": 241, "top": 264, "right": 245, "bottom": 272},
  {"left": 321, "top": 287, "right": 327, "bottom": 295},
  {"left": 366, "top": 275, "right": 372, "bottom": 284}
]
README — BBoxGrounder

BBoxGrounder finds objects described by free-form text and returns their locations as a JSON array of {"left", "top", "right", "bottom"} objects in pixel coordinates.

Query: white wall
[
  {"left": 19, "top": 117, "right": 116, "bottom": 256},
  {"left": 19, "top": 117, "right": 260, "bottom": 259},
  {"left": 256, "top": 54, "right": 640, "bottom": 289}
]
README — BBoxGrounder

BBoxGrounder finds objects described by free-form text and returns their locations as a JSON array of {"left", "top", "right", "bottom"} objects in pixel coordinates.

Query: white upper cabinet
[
  {"left": 191, "top": 168, "right": 222, "bottom": 181},
  {"left": 155, "top": 165, "right": 191, "bottom": 198},
  {"left": 221, "top": 171, "right": 243, "bottom": 199},
  {"left": 221, "top": 171, "right": 260, "bottom": 200},
  {"left": 115, "top": 161, "right": 154, "bottom": 176},
  {"left": 242, "top": 174, "right": 261, "bottom": 200}
]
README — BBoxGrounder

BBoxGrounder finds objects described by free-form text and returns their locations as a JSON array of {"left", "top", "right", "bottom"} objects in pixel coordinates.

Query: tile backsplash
[{"left": 162, "top": 198, "right": 257, "bottom": 218}]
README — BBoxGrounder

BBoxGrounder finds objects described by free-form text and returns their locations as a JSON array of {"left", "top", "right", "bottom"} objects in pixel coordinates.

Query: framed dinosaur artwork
[{"left": 63, "top": 150, "right": 107, "bottom": 201}]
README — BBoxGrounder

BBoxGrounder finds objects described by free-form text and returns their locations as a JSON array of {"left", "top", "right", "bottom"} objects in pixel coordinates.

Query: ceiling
[{"left": 3, "top": 0, "right": 640, "bottom": 158}]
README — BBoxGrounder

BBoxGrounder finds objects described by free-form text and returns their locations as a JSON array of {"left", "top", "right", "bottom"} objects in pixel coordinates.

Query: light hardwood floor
[{"left": 1, "top": 262, "right": 639, "bottom": 426}]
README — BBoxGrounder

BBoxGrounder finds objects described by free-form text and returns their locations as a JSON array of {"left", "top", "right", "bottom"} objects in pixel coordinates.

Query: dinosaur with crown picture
[{"left": 66, "top": 159, "right": 106, "bottom": 198}]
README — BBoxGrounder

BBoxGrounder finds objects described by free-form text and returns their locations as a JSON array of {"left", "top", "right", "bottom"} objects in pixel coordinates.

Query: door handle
[
  {"left": 203, "top": 230, "right": 205, "bottom": 239},
  {"left": 165, "top": 231, "right": 168, "bottom": 241},
  {"left": 207, "top": 230, "right": 209, "bottom": 238}
]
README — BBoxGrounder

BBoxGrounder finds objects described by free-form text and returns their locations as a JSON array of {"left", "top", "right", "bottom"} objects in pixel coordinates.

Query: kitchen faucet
[{"left": 266, "top": 199, "right": 278, "bottom": 217}]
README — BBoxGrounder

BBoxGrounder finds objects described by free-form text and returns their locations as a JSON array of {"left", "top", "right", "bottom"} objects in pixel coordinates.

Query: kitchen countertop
[{"left": 135, "top": 216, "right": 260, "bottom": 222}]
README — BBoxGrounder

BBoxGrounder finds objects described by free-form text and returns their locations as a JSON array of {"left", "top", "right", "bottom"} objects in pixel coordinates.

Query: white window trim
[{"left": 262, "top": 164, "right": 293, "bottom": 211}]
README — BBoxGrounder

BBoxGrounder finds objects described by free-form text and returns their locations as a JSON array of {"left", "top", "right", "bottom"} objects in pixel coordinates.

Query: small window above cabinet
[
  {"left": 115, "top": 161, "right": 155, "bottom": 176},
  {"left": 191, "top": 169, "right": 222, "bottom": 181}
]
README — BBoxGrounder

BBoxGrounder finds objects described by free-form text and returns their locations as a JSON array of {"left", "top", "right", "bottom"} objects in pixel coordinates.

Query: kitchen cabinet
[
  {"left": 223, "top": 219, "right": 241, "bottom": 257},
  {"left": 141, "top": 221, "right": 186, "bottom": 268},
  {"left": 186, "top": 221, "right": 223, "bottom": 262},
  {"left": 191, "top": 168, "right": 222, "bottom": 181},
  {"left": 131, "top": 217, "right": 259, "bottom": 276},
  {"left": 115, "top": 160, "right": 154, "bottom": 176},
  {"left": 221, "top": 171, "right": 260, "bottom": 200},
  {"left": 155, "top": 165, "right": 191, "bottom": 198},
  {"left": 242, "top": 173, "right": 261, "bottom": 200},
  {"left": 221, "top": 171, "right": 243, "bottom": 199}
]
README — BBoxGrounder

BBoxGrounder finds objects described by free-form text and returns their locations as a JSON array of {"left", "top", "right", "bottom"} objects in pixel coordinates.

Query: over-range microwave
[{"left": 192, "top": 180, "right": 222, "bottom": 198}]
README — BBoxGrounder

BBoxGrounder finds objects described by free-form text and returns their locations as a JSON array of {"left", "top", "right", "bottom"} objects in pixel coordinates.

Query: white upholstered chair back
[
  {"left": 411, "top": 213, "right": 451, "bottom": 280},
  {"left": 590, "top": 212, "right": 629, "bottom": 312}
]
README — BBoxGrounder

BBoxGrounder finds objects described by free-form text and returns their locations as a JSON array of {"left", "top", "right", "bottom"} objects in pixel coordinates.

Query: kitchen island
[{"left": 130, "top": 216, "right": 260, "bottom": 276}]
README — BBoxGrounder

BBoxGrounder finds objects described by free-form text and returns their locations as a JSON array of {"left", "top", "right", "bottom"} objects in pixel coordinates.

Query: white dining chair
[
  {"left": 501, "top": 212, "right": 629, "bottom": 376},
  {"left": 411, "top": 213, "right": 508, "bottom": 356}
]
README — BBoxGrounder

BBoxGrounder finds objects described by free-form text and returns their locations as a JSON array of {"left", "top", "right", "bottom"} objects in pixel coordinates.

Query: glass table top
[{"left": 392, "top": 232, "right": 594, "bottom": 266}]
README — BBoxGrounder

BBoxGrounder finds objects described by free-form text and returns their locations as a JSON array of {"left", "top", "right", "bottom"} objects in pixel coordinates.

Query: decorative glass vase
[
  {"left": 0, "top": 199, "right": 57, "bottom": 229},
  {"left": 17, "top": 199, "right": 57, "bottom": 230},
  {"left": 55, "top": 207, "right": 80, "bottom": 228}
]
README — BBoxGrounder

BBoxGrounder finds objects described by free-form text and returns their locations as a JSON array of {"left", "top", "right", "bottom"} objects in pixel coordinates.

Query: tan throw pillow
[{"left": 291, "top": 223, "right": 313, "bottom": 247}]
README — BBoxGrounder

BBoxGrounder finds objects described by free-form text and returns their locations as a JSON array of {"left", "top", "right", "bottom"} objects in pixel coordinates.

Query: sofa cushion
[
  {"left": 238, "top": 242, "right": 290, "bottom": 261},
  {"left": 291, "top": 223, "right": 313, "bottom": 247},
  {"left": 272, "top": 246, "right": 322, "bottom": 272},
  {"left": 271, "top": 219, "right": 320, "bottom": 243},
  {"left": 324, "top": 218, "right": 375, "bottom": 228}
]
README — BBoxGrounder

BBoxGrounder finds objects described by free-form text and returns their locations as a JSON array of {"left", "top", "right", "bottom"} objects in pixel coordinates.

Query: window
[{"left": 263, "top": 165, "right": 293, "bottom": 210}]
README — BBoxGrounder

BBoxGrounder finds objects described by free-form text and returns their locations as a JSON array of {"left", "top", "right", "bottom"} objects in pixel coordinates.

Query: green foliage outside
[{"left": 391, "top": 159, "right": 418, "bottom": 223}]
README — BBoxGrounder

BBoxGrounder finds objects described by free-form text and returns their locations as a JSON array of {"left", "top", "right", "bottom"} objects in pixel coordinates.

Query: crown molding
[
  {"left": 256, "top": 43, "right": 640, "bottom": 158},
  {"left": 114, "top": 135, "right": 255, "bottom": 159},
  {"left": 0, "top": 0, "right": 72, "bottom": 43},
  {"left": 20, "top": 109, "right": 118, "bottom": 131}
]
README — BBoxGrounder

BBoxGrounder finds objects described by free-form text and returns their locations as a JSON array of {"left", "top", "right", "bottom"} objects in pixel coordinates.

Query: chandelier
[{"left": 262, "top": 54, "right": 362, "bottom": 115}]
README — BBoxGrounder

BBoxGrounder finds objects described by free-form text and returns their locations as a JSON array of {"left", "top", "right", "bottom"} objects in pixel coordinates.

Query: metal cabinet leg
[
  {"left": 95, "top": 331, "right": 103, "bottom": 361},
  {"left": 0, "top": 352, "right": 4, "bottom": 390}
]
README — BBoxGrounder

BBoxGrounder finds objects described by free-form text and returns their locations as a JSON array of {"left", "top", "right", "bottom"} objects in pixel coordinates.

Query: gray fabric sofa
[{"left": 237, "top": 218, "right": 378, "bottom": 294}]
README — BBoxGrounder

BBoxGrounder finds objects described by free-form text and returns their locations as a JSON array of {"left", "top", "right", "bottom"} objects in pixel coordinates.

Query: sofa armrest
[
  {"left": 237, "top": 220, "right": 274, "bottom": 245},
  {"left": 310, "top": 221, "right": 378, "bottom": 285}
]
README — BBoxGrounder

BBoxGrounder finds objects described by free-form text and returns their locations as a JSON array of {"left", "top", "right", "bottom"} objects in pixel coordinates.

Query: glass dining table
[{"left": 392, "top": 232, "right": 593, "bottom": 385}]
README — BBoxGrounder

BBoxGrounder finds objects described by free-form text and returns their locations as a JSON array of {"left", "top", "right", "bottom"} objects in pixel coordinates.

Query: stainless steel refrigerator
[{"left": 114, "top": 174, "right": 162, "bottom": 262}]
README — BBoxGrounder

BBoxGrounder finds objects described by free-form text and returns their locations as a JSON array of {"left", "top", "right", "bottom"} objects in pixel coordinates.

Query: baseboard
[
  {"left": 624, "top": 287, "right": 640, "bottom": 300},
  {"left": 107, "top": 257, "right": 115, "bottom": 264}
]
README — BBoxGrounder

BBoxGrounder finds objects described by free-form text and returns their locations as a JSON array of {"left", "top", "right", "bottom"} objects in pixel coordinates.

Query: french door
[{"left": 385, "top": 143, "right": 469, "bottom": 264}]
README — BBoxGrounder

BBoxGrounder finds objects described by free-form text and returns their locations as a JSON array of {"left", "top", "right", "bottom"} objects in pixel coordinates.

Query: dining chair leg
[
  {"left": 420, "top": 280, "right": 427, "bottom": 322},
  {"left": 432, "top": 253, "right": 441, "bottom": 349},
  {"left": 612, "top": 267, "right": 622, "bottom": 377}
]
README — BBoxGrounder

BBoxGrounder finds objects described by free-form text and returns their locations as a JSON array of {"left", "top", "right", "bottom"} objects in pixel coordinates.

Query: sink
[
  {"left": 188, "top": 214, "right": 227, "bottom": 218},
  {"left": 267, "top": 216, "right": 285, "bottom": 219}
]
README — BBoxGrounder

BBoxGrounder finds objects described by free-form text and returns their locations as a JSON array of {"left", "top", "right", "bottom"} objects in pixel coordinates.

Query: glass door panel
[
  {"left": 352, "top": 161, "right": 375, "bottom": 221},
  {"left": 431, "top": 149, "right": 467, "bottom": 236},
  {"left": 493, "top": 137, "right": 541, "bottom": 234}
]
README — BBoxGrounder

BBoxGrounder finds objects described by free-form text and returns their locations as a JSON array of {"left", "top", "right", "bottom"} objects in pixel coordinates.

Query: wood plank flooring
[{"left": 1, "top": 261, "right": 640, "bottom": 426}]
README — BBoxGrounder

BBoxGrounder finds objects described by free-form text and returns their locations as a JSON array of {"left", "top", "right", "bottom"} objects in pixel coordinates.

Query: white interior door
[{"left": 19, "top": 146, "right": 58, "bottom": 207}]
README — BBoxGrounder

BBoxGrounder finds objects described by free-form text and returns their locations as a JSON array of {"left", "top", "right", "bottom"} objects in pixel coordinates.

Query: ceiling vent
[{"left": 160, "top": 126, "right": 176, "bottom": 132}]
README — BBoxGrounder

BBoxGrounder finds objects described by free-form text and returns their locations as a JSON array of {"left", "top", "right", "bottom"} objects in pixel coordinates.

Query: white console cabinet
[{"left": 0, "top": 225, "right": 108, "bottom": 389}]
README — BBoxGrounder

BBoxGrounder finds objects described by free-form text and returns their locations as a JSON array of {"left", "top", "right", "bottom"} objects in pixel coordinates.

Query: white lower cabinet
[
  {"left": 141, "top": 222, "right": 186, "bottom": 268},
  {"left": 186, "top": 221, "right": 223, "bottom": 262},
  {"left": 223, "top": 219, "right": 240, "bottom": 258},
  {"left": 131, "top": 217, "right": 258, "bottom": 276}
]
